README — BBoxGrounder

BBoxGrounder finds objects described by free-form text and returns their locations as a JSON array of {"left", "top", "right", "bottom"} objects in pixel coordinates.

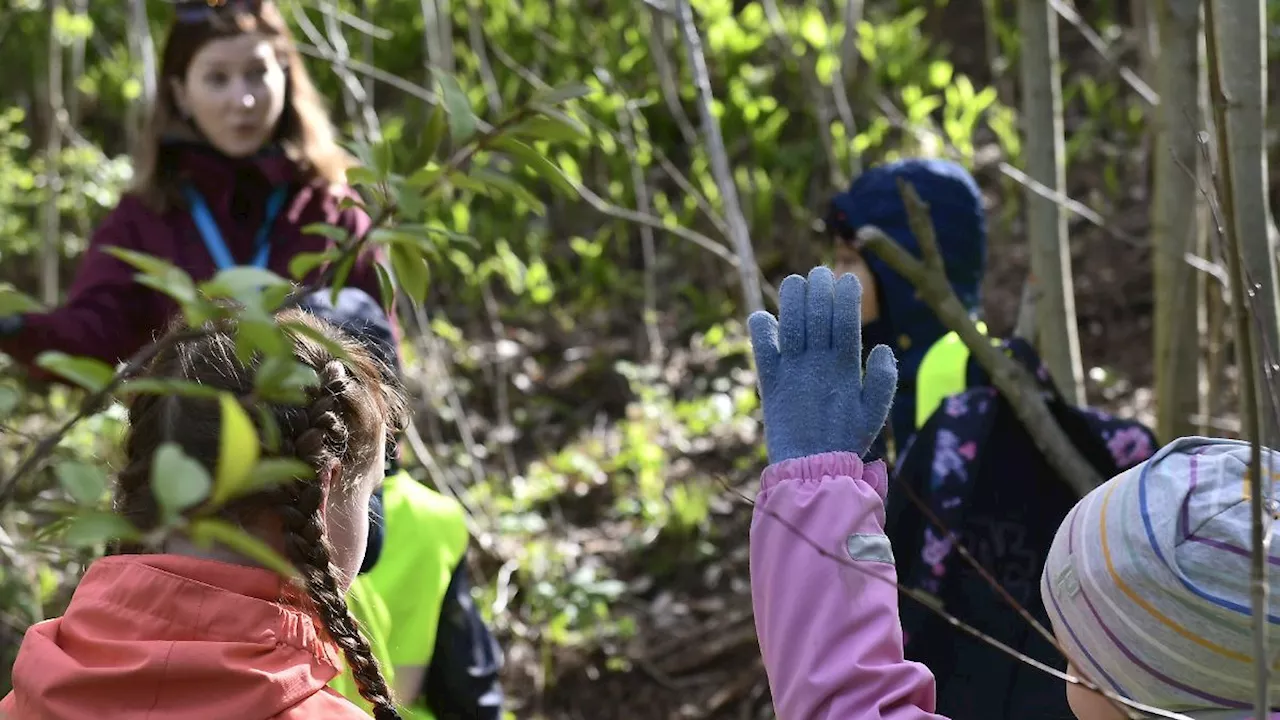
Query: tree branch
[{"left": 856, "top": 178, "right": 1104, "bottom": 497}]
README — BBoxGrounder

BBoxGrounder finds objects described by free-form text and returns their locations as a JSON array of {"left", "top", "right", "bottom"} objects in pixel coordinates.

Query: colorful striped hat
[{"left": 1041, "top": 437, "right": 1280, "bottom": 718}]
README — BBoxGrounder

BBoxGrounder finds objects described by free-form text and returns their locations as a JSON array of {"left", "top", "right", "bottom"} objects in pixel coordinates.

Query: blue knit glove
[{"left": 749, "top": 267, "right": 898, "bottom": 464}]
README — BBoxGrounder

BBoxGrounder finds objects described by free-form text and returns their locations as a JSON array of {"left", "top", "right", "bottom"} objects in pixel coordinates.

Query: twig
[
  {"left": 856, "top": 179, "right": 1104, "bottom": 496},
  {"left": 645, "top": 5, "right": 699, "bottom": 147}
]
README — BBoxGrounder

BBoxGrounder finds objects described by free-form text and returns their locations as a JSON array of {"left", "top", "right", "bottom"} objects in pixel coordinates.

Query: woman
[{"left": 0, "top": 0, "right": 388, "bottom": 377}]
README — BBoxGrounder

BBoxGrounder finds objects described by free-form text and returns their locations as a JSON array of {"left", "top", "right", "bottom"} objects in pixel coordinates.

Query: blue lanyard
[{"left": 183, "top": 183, "right": 289, "bottom": 271}]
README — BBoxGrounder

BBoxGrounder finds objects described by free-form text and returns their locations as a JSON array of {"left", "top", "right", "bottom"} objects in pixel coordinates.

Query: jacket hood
[
  {"left": 3, "top": 554, "right": 345, "bottom": 720},
  {"left": 828, "top": 158, "right": 987, "bottom": 368}
]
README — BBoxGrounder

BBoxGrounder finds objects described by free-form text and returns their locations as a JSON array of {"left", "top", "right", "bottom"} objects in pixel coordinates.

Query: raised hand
[{"left": 748, "top": 266, "right": 898, "bottom": 464}]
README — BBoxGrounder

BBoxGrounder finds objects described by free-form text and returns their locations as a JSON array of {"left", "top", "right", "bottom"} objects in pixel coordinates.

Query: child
[
  {"left": 748, "top": 266, "right": 1280, "bottom": 720},
  {"left": 297, "top": 288, "right": 505, "bottom": 720},
  {"left": 825, "top": 158, "right": 987, "bottom": 456},
  {"left": 1, "top": 309, "right": 407, "bottom": 720}
]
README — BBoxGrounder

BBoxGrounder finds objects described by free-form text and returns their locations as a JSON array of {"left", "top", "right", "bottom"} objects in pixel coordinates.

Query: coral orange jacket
[{"left": 1, "top": 554, "right": 370, "bottom": 720}]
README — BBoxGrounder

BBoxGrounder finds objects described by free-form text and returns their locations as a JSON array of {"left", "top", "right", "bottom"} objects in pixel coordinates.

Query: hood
[
  {"left": 4, "top": 554, "right": 343, "bottom": 720},
  {"left": 828, "top": 158, "right": 986, "bottom": 370}
]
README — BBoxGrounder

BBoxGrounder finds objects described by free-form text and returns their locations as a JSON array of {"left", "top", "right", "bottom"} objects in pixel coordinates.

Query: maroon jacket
[{"left": 1, "top": 143, "right": 392, "bottom": 377}]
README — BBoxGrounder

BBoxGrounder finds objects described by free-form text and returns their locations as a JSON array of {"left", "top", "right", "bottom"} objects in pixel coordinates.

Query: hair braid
[{"left": 277, "top": 360, "right": 399, "bottom": 720}]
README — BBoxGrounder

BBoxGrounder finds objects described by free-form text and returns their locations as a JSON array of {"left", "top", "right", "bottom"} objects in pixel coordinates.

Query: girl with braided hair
[{"left": 2, "top": 309, "right": 409, "bottom": 720}]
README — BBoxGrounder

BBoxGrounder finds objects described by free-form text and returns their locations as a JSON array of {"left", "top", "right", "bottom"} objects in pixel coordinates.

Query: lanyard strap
[{"left": 183, "top": 183, "right": 289, "bottom": 271}]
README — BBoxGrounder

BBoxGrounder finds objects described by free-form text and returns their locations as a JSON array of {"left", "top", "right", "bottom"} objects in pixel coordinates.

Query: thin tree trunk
[
  {"left": 1208, "top": 0, "right": 1279, "bottom": 443},
  {"left": 126, "top": 0, "right": 156, "bottom": 152},
  {"left": 1017, "top": 0, "right": 1085, "bottom": 403},
  {"left": 41, "top": 0, "right": 65, "bottom": 305},
  {"left": 674, "top": 0, "right": 763, "bottom": 315},
  {"left": 1151, "top": 0, "right": 1204, "bottom": 441}
]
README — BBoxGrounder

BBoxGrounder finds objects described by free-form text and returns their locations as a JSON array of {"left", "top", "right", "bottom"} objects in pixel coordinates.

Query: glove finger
[
  {"left": 859, "top": 344, "right": 898, "bottom": 436},
  {"left": 748, "top": 310, "right": 782, "bottom": 392},
  {"left": 833, "top": 272, "right": 863, "bottom": 361},
  {"left": 805, "top": 266, "right": 835, "bottom": 350},
  {"left": 778, "top": 274, "right": 808, "bottom": 356}
]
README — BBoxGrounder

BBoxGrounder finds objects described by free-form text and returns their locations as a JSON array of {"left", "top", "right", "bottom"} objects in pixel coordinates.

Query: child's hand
[{"left": 748, "top": 267, "right": 897, "bottom": 463}]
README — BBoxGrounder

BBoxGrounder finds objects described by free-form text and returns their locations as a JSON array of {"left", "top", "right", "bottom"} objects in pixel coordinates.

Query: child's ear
[{"left": 317, "top": 459, "right": 342, "bottom": 526}]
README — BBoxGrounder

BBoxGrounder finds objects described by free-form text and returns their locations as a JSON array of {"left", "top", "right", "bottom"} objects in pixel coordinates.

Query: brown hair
[
  {"left": 130, "top": 1, "right": 352, "bottom": 210},
  {"left": 113, "top": 309, "right": 407, "bottom": 719}
]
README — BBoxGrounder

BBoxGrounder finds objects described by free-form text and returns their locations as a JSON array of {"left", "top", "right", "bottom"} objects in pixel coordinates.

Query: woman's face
[
  {"left": 322, "top": 421, "right": 387, "bottom": 591},
  {"left": 172, "top": 32, "right": 287, "bottom": 157}
]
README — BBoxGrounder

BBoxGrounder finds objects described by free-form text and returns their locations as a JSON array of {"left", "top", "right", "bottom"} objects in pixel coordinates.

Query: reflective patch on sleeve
[{"left": 846, "top": 533, "right": 895, "bottom": 564}]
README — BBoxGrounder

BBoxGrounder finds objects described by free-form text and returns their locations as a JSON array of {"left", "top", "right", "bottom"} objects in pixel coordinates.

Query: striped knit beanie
[{"left": 1041, "top": 437, "right": 1280, "bottom": 718}]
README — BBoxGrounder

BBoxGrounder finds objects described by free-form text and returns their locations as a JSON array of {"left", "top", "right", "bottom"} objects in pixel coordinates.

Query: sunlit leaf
[
  {"left": 56, "top": 460, "right": 108, "bottom": 505},
  {"left": 346, "top": 166, "right": 380, "bottom": 188},
  {"left": 210, "top": 393, "right": 260, "bottom": 506},
  {"left": 390, "top": 244, "right": 430, "bottom": 303},
  {"left": 492, "top": 137, "right": 577, "bottom": 196},
  {"left": 531, "top": 82, "right": 594, "bottom": 106},
  {"left": 105, "top": 248, "right": 200, "bottom": 307},
  {"left": 62, "top": 512, "right": 138, "bottom": 547},
  {"left": 118, "top": 377, "right": 221, "bottom": 400},
  {"left": 35, "top": 352, "right": 116, "bottom": 392},
  {"left": 510, "top": 114, "right": 589, "bottom": 143},
  {"left": 189, "top": 518, "right": 299, "bottom": 579},
  {"left": 152, "top": 442, "right": 212, "bottom": 517},
  {"left": 201, "top": 267, "right": 290, "bottom": 310},
  {"left": 0, "top": 385, "right": 19, "bottom": 418},
  {"left": 0, "top": 284, "right": 42, "bottom": 314},
  {"left": 375, "top": 262, "right": 396, "bottom": 315},
  {"left": 470, "top": 168, "right": 547, "bottom": 214},
  {"left": 432, "top": 69, "right": 477, "bottom": 143},
  {"left": 301, "top": 223, "right": 352, "bottom": 244},
  {"left": 282, "top": 320, "right": 357, "bottom": 365},
  {"left": 247, "top": 457, "right": 313, "bottom": 492},
  {"left": 254, "top": 356, "right": 318, "bottom": 404},
  {"left": 421, "top": 103, "right": 447, "bottom": 161}
]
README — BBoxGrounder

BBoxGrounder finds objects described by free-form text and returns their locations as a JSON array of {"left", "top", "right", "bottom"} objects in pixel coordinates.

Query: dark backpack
[{"left": 884, "top": 337, "right": 1157, "bottom": 720}]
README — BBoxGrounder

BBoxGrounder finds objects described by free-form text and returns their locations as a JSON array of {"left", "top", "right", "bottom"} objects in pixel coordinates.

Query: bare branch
[{"left": 857, "top": 179, "right": 1104, "bottom": 497}]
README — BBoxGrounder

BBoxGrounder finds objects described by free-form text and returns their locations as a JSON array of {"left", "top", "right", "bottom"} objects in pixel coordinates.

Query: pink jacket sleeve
[{"left": 749, "top": 451, "right": 948, "bottom": 720}]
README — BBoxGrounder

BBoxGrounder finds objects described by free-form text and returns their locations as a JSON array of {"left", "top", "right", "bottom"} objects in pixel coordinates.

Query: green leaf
[
  {"left": 210, "top": 393, "right": 260, "bottom": 506},
  {"left": 470, "top": 168, "right": 547, "bottom": 214},
  {"left": 254, "top": 356, "right": 319, "bottom": 404},
  {"left": 188, "top": 518, "right": 299, "bottom": 579},
  {"left": 234, "top": 314, "right": 288, "bottom": 363},
  {"left": 289, "top": 250, "right": 341, "bottom": 281},
  {"left": 201, "top": 267, "right": 290, "bottom": 310},
  {"left": 492, "top": 137, "right": 577, "bottom": 196},
  {"left": 346, "top": 166, "right": 380, "bottom": 188},
  {"left": 151, "top": 442, "right": 213, "bottom": 517},
  {"left": 510, "top": 114, "right": 589, "bottom": 143},
  {"left": 390, "top": 244, "right": 430, "bottom": 303},
  {"left": 0, "top": 384, "right": 21, "bottom": 418},
  {"left": 281, "top": 320, "right": 357, "bottom": 365},
  {"left": 56, "top": 461, "right": 108, "bottom": 505},
  {"left": 62, "top": 512, "right": 138, "bottom": 547},
  {"left": 406, "top": 164, "right": 445, "bottom": 190},
  {"left": 0, "top": 284, "right": 42, "bottom": 315},
  {"left": 532, "top": 82, "right": 594, "bottom": 106},
  {"left": 301, "top": 223, "right": 352, "bottom": 244},
  {"left": 375, "top": 262, "right": 396, "bottom": 314},
  {"left": 432, "top": 69, "right": 477, "bottom": 143},
  {"left": 105, "top": 248, "right": 199, "bottom": 308},
  {"left": 330, "top": 253, "right": 358, "bottom": 296},
  {"left": 247, "top": 457, "right": 313, "bottom": 492},
  {"left": 421, "top": 103, "right": 447, "bottom": 161},
  {"left": 372, "top": 137, "right": 395, "bottom": 179},
  {"left": 35, "top": 352, "right": 116, "bottom": 392},
  {"left": 118, "top": 377, "right": 221, "bottom": 400}
]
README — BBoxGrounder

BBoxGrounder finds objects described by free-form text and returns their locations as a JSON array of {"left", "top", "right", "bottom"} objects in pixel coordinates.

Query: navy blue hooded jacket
[{"left": 827, "top": 158, "right": 987, "bottom": 450}]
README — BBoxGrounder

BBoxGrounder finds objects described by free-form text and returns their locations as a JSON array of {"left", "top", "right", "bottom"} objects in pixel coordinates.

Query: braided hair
[{"left": 112, "top": 309, "right": 407, "bottom": 719}]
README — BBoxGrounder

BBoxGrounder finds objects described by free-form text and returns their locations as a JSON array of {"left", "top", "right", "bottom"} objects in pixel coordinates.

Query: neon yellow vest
[
  {"left": 914, "top": 322, "right": 991, "bottom": 430},
  {"left": 365, "top": 470, "right": 471, "bottom": 720},
  {"left": 331, "top": 573, "right": 397, "bottom": 714}
]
